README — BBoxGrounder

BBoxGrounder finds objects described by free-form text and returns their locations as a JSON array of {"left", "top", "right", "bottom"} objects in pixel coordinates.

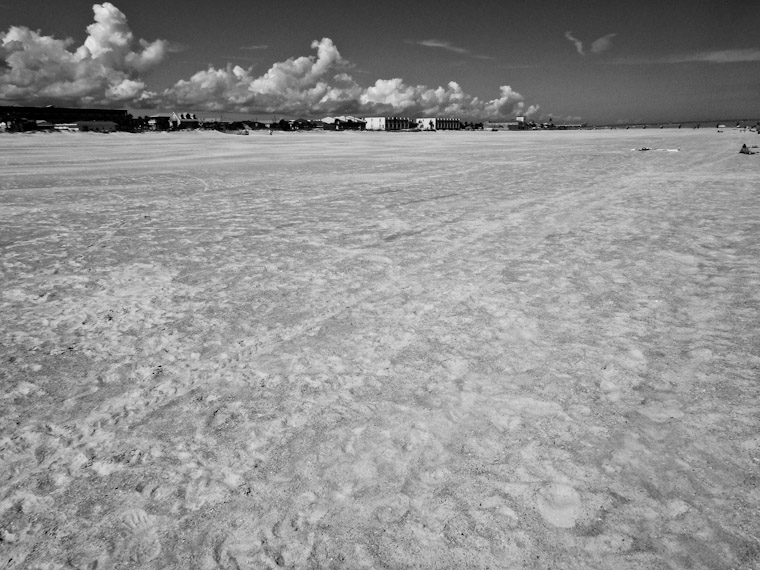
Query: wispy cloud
[
  {"left": 417, "top": 39, "right": 468, "bottom": 54},
  {"left": 564, "top": 32, "right": 584, "bottom": 55},
  {"left": 411, "top": 39, "right": 493, "bottom": 60},
  {"left": 220, "top": 55, "right": 260, "bottom": 62},
  {"left": 565, "top": 31, "right": 616, "bottom": 56},
  {"left": 590, "top": 33, "right": 616, "bottom": 54},
  {"left": 664, "top": 48, "right": 760, "bottom": 64},
  {"left": 610, "top": 48, "right": 760, "bottom": 65},
  {"left": 240, "top": 44, "right": 268, "bottom": 51}
]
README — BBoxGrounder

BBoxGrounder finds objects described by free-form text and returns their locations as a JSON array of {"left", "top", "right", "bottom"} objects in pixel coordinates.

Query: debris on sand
[{"left": 633, "top": 147, "right": 680, "bottom": 152}]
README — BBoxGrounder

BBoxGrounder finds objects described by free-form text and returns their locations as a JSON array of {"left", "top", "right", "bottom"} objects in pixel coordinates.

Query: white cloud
[
  {"left": 160, "top": 38, "right": 533, "bottom": 119},
  {"left": 417, "top": 39, "right": 470, "bottom": 55},
  {"left": 79, "top": 2, "right": 167, "bottom": 72},
  {"left": 248, "top": 38, "right": 344, "bottom": 95},
  {"left": 0, "top": 3, "right": 540, "bottom": 120},
  {"left": 565, "top": 31, "right": 616, "bottom": 56},
  {"left": 162, "top": 65, "right": 257, "bottom": 110},
  {"left": 414, "top": 39, "right": 493, "bottom": 60},
  {"left": 483, "top": 85, "right": 538, "bottom": 119},
  {"left": 565, "top": 32, "right": 585, "bottom": 55},
  {"left": 610, "top": 48, "right": 760, "bottom": 66},
  {"left": 0, "top": 2, "right": 166, "bottom": 105},
  {"left": 355, "top": 79, "right": 535, "bottom": 119},
  {"left": 162, "top": 38, "right": 361, "bottom": 114},
  {"left": 590, "top": 33, "right": 616, "bottom": 54},
  {"left": 665, "top": 48, "right": 760, "bottom": 64}
]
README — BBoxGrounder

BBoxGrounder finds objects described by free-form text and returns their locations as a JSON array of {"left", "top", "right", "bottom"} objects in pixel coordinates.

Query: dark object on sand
[{"left": 739, "top": 144, "right": 756, "bottom": 155}]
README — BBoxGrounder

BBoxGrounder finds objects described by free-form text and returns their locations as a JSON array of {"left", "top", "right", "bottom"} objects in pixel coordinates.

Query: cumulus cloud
[
  {"left": 1, "top": 3, "right": 540, "bottom": 119},
  {"left": 0, "top": 2, "right": 167, "bottom": 105},
  {"left": 483, "top": 85, "right": 539, "bottom": 119},
  {"left": 161, "top": 38, "right": 532, "bottom": 119},
  {"left": 565, "top": 31, "right": 616, "bottom": 56},
  {"left": 360, "top": 79, "right": 478, "bottom": 116},
  {"left": 163, "top": 38, "right": 362, "bottom": 114},
  {"left": 358, "top": 79, "right": 537, "bottom": 119},
  {"left": 162, "top": 65, "right": 257, "bottom": 111}
]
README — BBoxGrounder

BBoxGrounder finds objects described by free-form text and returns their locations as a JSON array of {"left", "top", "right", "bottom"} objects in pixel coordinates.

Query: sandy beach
[{"left": 1, "top": 129, "right": 759, "bottom": 569}]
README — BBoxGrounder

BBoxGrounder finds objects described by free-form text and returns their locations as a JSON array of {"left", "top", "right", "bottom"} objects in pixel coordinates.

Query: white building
[
  {"left": 365, "top": 117, "right": 415, "bottom": 131},
  {"left": 365, "top": 116, "right": 461, "bottom": 131},
  {"left": 365, "top": 117, "right": 387, "bottom": 131},
  {"left": 416, "top": 117, "right": 461, "bottom": 131}
]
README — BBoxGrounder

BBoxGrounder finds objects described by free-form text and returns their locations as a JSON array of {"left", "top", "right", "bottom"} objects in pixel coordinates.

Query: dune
[{"left": 1, "top": 129, "right": 758, "bottom": 569}]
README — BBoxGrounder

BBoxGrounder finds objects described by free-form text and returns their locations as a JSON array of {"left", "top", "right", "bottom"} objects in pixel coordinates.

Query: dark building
[
  {"left": 76, "top": 121, "right": 118, "bottom": 133},
  {"left": 433, "top": 117, "right": 461, "bottom": 130},
  {"left": 171, "top": 112, "right": 200, "bottom": 130},
  {"left": 386, "top": 117, "right": 415, "bottom": 131},
  {"left": 148, "top": 115, "right": 172, "bottom": 131},
  {"left": 291, "top": 118, "right": 315, "bottom": 130},
  {"left": 323, "top": 116, "right": 366, "bottom": 131},
  {"left": 0, "top": 106, "right": 130, "bottom": 130}
]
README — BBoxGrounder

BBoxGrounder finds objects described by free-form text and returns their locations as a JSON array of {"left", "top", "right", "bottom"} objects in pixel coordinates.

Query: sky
[{"left": 1, "top": 0, "right": 758, "bottom": 124}]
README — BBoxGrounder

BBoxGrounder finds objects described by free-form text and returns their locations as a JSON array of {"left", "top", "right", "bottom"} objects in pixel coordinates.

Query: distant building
[
  {"left": 243, "top": 120, "right": 268, "bottom": 130},
  {"left": 148, "top": 114, "right": 172, "bottom": 131},
  {"left": 34, "top": 120, "right": 55, "bottom": 131},
  {"left": 435, "top": 117, "right": 461, "bottom": 130},
  {"left": 54, "top": 123, "right": 79, "bottom": 132},
  {"left": 485, "top": 118, "right": 527, "bottom": 131},
  {"left": 0, "top": 106, "right": 130, "bottom": 129},
  {"left": 322, "top": 116, "right": 366, "bottom": 130},
  {"left": 171, "top": 112, "right": 199, "bottom": 130},
  {"left": 365, "top": 117, "right": 387, "bottom": 131},
  {"left": 291, "top": 118, "right": 316, "bottom": 130},
  {"left": 366, "top": 116, "right": 460, "bottom": 131},
  {"left": 415, "top": 117, "right": 461, "bottom": 131},
  {"left": 364, "top": 117, "right": 416, "bottom": 131},
  {"left": 77, "top": 120, "right": 117, "bottom": 133}
]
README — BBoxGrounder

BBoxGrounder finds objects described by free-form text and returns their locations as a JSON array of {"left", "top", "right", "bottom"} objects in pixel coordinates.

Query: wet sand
[{"left": 1, "top": 129, "right": 759, "bottom": 569}]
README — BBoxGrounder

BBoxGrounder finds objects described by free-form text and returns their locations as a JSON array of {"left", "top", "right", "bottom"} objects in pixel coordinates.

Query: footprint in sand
[
  {"left": 212, "top": 511, "right": 316, "bottom": 570},
  {"left": 183, "top": 474, "right": 229, "bottom": 511},
  {"left": 118, "top": 508, "right": 162, "bottom": 563},
  {"left": 535, "top": 483, "right": 583, "bottom": 528},
  {"left": 67, "top": 540, "right": 111, "bottom": 570}
]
